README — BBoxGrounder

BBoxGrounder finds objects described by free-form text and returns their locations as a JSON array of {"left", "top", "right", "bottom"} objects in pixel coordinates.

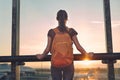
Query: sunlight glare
[{"left": 82, "top": 60, "right": 92, "bottom": 65}]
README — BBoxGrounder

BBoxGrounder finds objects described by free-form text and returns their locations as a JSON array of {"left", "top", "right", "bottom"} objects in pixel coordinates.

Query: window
[{"left": 0, "top": 0, "right": 12, "bottom": 56}]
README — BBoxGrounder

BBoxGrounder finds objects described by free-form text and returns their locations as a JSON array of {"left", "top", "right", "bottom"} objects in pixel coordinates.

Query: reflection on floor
[{"left": 0, "top": 63, "right": 120, "bottom": 80}]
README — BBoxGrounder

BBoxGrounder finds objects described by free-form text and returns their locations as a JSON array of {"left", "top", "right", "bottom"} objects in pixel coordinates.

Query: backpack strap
[
  {"left": 53, "top": 27, "right": 72, "bottom": 39},
  {"left": 53, "top": 28, "right": 59, "bottom": 33}
]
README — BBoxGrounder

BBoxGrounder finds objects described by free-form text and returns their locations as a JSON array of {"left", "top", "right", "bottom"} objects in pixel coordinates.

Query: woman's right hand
[
  {"left": 36, "top": 54, "right": 45, "bottom": 60},
  {"left": 85, "top": 52, "right": 94, "bottom": 59}
]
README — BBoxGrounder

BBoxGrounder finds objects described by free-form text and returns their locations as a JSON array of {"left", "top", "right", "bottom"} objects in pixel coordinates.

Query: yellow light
[
  {"left": 81, "top": 60, "right": 92, "bottom": 66},
  {"left": 84, "top": 57, "right": 90, "bottom": 60}
]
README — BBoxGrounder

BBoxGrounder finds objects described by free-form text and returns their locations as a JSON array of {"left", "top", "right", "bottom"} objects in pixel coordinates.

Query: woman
[{"left": 36, "top": 10, "right": 93, "bottom": 80}]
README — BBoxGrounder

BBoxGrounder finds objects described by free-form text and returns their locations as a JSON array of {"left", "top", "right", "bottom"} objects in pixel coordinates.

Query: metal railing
[
  {"left": 0, "top": 53, "right": 120, "bottom": 80},
  {"left": 0, "top": 53, "right": 120, "bottom": 62}
]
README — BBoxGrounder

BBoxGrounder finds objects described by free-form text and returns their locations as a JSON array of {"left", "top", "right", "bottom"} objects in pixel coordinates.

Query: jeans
[{"left": 51, "top": 63, "right": 74, "bottom": 80}]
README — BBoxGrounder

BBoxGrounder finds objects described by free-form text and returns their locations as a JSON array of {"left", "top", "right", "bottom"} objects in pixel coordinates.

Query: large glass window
[
  {"left": 1, "top": 0, "right": 120, "bottom": 80},
  {"left": 0, "top": 0, "right": 12, "bottom": 56},
  {"left": 20, "top": 0, "right": 105, "bottom": 55},
  {"left": 20, "top": 0, "right": 109, "bottom": 80},
  {"left": 110, "top": 0, "right": 120, "bottom": 79},
  {"left": 110, "top": 0, "right": 120, "bottom": 53}
]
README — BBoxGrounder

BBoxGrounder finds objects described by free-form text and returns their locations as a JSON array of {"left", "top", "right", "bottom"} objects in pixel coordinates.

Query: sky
[{"left": 0, "top": 0, "right": 120, "bottom": 68}]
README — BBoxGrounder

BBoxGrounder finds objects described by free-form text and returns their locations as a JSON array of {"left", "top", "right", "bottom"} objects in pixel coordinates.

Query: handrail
[{"left": 0, "top": 53, "right": 120, "bottom": 62}]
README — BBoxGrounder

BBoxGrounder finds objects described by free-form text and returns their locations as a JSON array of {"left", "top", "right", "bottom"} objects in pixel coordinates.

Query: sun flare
[{"left": 81, "top": 60, "right": 92, "bottom": 65}]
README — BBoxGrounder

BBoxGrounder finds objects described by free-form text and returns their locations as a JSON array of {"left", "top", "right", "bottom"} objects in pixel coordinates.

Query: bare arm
[
  {"left": 43, "top": 36, "right": 52, "bottom": 55},
  {"left": 36, "top": 36, "right": 52, "bottom": 59},
  {"left": 72, "top": 35, "right": 87, "bottom": 55}
]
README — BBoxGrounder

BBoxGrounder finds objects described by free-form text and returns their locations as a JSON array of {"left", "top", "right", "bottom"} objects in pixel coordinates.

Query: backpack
[{"left": 50, "top": 28, "right": 73, "bottom": 67}]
